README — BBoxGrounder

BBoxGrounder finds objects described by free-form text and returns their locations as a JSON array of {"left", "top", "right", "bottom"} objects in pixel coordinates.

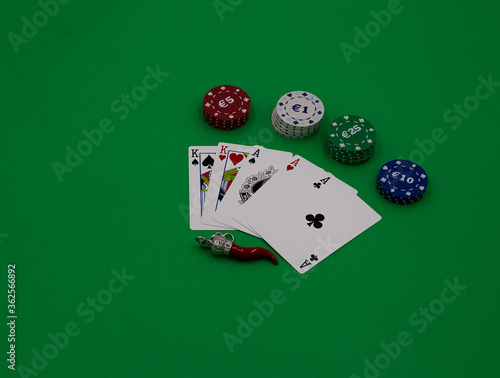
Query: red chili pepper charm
[
  {"left": 196, "top": 232, "right": 278, "bottom": 265},
  {"left": 229, "top": 243, "right": 278, "bottom": 265}
]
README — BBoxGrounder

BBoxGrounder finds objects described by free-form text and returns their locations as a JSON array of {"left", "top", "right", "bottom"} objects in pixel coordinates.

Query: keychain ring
[{"left": 195, "top": 236, "right": 212, "bottom": 249}]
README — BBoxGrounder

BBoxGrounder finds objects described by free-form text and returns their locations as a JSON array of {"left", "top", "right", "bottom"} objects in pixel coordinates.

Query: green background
[{"left": 1, "top": 0, "right": 499, "bottom": 377}]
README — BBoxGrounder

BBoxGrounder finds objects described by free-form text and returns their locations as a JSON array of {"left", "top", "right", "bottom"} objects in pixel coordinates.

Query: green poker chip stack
[{"left": 326, "top": 115, "right": 376, "bottom": 165}]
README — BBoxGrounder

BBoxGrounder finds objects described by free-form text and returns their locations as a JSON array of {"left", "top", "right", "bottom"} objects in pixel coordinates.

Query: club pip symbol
[
  {"left": 306, "top": 214, "right": 324, "bottom": 229},
  {"left": 218, "top": 96, "right": 235, "bottom": 108}
]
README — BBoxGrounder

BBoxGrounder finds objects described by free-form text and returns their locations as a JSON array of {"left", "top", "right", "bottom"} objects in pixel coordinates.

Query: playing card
[
  {"left": 212, "top": 146, "right": 293, "bottom": 236},
  {"left": 188, "top": 146, "right": 231, "bottom": 230},
  {"left": 239, "top": 156, "right": 381, "bottom": 273},
  {"left": 201, "top": 142, "right": 256, "bottom": 228},
  {"left": 280, "top": 155, "right": 358, "bottom": 195},
  {"left": 232, "top": 155, "right": 358, "bottom": 234}
]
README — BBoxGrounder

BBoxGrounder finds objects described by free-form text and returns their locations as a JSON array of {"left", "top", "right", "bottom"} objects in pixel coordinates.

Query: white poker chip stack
[{"left": 271, "top": 91, "right": 325, "bottom": 139}]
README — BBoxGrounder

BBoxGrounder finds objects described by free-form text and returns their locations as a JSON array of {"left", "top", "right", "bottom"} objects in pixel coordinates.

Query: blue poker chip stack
[{"left": 376, "top": 160, "right": 428, "bottom": 205}]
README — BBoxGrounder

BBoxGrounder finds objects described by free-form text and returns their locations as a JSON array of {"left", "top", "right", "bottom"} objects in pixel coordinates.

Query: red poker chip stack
[{"left": 202, "top": 85, "right": 251, "bottom": 130}]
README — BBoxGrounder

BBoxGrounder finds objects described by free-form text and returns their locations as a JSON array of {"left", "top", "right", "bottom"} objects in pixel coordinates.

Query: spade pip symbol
[
  {"left": 202, "top": 155, "right": 215, "bottom": 169},
  {"left": 192, "top": 159, "right": 199, "bottom": 166}
]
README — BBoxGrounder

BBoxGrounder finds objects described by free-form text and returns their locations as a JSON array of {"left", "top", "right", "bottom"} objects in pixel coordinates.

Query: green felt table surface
[{"left": 1, "top": 0, "right": 500, "bottom": 377}]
